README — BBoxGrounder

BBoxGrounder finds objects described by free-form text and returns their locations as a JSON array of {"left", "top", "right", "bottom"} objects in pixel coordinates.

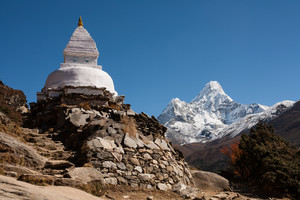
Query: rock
[
  {"left": 134, "top": 137, "right": 145, "bottom": 147},
  {"left": 166, "top": 165, "right": 174, "bottom": 172},
  {"left": 192, "top": 170, "right": 230, "bottom": 192},
  {"left": 111, "top": 152, "right": 122, "bottom": 162},
  {"left": 134, "top": 166, "right": 143, "bottom": 173},
  {"left": 99, "top": 137, "right": 117, "bottom": 149},
  {"left": 116, "top": 162, "right": 127, "bottom": 170},
  {"left": 147, "top": 184, "right": 153, "bottom": 189},
  {"left": 124, "top": 133, "right": 138, "bottom": 148},
  {"left": 126, "top": 109, "right": 135, "bottom": 116},
  {"left": 143, "top": 153, "right": 152, "bottom": 160},
  {"left": 157, "top": 183, "right": 168, "bottom": 191},
  {"left": 172, "top": 183, "right": 199, "bottom": 199},
  {"left": 54, "top": 178, "right": 83, "bottom": 187},
  {"left": 97, "top": 151, "right": 113, "bottom": 160},
  {"left": 146, "top": 195, "right": 154, "bottom": 200},
  {"left": 107, "top": 127, "right": 117, "bottom": 135},
  {"left": 138, "top": 173, "right": 155, "bottom": 181},
  {"left": 129, "top": 157, "right": 140, "bottom": 166},
  {"left": 154, "top": 138, "right": 170, "bottom": 151},
  {"left": 0, "top": 164, "right": 40, "bottom": 176},
  {"left": 213, "top": 193, "right": 229, "bottom": 200},
  {"left": 102, "top": 161, "right": 117, "bottom": 169},
  {"left": 87, "top": 138, "right": 102, "bottom": 149},
  {"left": 156, "top": 173, "right": 164, "bottom": 181},
  {"left": 117, "top": 176, "right": 128, "bottom": 185},
  {"left": 104, "top": 177, "right": 118, "bottom": 185},
  {"left": 0, "top": 132, "right": 45, "bottom": 168},
  {"left": 114, "top": 146, "right": 125, "bottom": 154},
  {"left": 44, "top": 160, "right": 74, "bottom": 169},
  {"left": 67, "top": 108, "right": 90, "bottom": 127},
  {"left": 0, "top": 175, "right": 105, "bottom": 200},
  {"left": 66, "top": 167, "right": 105, "bottom": 184},
  {"left": 145, "top": 141, "right": 160, "bottom": 150}
]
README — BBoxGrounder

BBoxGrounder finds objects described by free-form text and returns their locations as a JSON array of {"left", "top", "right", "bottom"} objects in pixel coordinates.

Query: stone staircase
[{"left": 21, "top": 128, "right": 75, "bottom": 176}]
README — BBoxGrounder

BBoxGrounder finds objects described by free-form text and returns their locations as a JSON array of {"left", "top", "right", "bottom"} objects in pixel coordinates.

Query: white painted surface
[
  {"left": 39, "top": 24, "right": 117, "bottom": 98},
  {"left": 45, "top": 67, "right": 117, "bottom": 95}
]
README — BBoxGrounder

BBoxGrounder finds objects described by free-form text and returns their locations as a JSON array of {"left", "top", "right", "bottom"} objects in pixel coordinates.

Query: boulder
[
  {"left": 191, "top": 170, "right": 230, "bottom": 192},
  {"left": 66, "top": 167, "right": 105, "bottom": 184}
]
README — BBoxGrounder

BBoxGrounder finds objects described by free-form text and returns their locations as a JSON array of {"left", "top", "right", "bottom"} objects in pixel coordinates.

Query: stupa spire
[{"left": 78, "top": 16, "right": 83, "bottom": 27}]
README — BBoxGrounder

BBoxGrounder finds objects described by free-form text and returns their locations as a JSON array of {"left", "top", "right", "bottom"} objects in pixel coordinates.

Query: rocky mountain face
[
  {"left": 176, "top": 100, "right": 300, "bottom": 173},
  {"left": 158, "top": 81, "right": 294, "bottom": 145}
]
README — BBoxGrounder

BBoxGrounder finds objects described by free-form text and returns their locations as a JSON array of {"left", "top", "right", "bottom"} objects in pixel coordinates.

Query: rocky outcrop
[
  {"left": 0, "top": 175, "right": 105, "bottom": 200},
  {"left": 0, "top": 80, "right": 28, "bottom": 125},
  {"left": 0, "top": 131, "right": 45, "bottom": 169}
]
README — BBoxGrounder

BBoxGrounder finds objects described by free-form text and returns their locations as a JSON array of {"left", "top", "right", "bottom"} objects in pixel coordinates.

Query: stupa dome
[
  {"left": 44, "top": 66, "right": 116, "bottom": 94},
  {"left": 38, "top": 17, "right": 117, "bottom": 99}
]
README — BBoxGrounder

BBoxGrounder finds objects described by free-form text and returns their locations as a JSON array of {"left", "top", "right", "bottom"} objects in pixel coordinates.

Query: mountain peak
[
  {"left": 202, "top": 81, "right": 225, "bottom": 94},
  {"left": 192, "top": 81, "right": 230, "bottom": 103}
]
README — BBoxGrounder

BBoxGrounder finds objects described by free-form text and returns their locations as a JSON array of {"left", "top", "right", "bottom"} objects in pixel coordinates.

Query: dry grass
[
  {"left": 83, "top": 163, "right": 94, "bottom": 168},
  {"left": 108, "top": 102, "right": 121, "bottom": 111},
  {"left": 18, "top": 174, "right": 54, "bottom": 186},
  {"left": 79, "top": 102, "right": 91, "bottom": 110},
  {"left": 121, "top": 116, "right": 137, "bottom": 137}
]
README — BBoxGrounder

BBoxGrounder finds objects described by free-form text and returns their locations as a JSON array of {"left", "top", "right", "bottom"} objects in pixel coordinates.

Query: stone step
[{"left": 44, "top": 160, "right": 74, "bottom": 170}]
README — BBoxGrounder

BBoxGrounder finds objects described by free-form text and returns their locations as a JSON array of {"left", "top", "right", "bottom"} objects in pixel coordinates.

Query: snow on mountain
[{"left": 157, "top": 81, "right": 294, "bottom": 145}]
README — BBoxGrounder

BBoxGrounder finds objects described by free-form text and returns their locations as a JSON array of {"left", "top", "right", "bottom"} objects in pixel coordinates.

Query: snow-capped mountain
[{"left": 157, "top": 81, "right": 294, "bottom": 145}]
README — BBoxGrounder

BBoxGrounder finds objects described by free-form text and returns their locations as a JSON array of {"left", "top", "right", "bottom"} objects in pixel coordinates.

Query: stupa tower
[{"left": 37, "top": 17, "right": 117, "bottom": 100}]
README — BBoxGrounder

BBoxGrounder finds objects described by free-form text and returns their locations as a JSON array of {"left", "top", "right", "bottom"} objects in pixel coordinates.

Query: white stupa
[{"left": 37, "top": 17, "right": 117, "bottom": 100}]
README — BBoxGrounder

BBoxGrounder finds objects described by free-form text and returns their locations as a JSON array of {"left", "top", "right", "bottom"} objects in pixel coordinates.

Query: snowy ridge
[{"left": 157, "top": 81, "right": 294, "bottom": 145}]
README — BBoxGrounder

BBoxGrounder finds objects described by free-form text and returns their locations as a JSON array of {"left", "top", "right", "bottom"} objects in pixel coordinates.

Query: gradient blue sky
[{"left": 1, "top": 0, "right": 300, "bottom": 117}]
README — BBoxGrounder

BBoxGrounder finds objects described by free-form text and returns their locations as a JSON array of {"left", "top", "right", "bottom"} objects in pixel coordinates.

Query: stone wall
[{"left": 25, "top": 94, "right": 194, "bottom": 191}]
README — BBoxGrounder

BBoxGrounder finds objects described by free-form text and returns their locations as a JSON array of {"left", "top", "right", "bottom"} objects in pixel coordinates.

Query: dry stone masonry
[{"left": 26, "top": 89, "right": 194, "bottom": 191}]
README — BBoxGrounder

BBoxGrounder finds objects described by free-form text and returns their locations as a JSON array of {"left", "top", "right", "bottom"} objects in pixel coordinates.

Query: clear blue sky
[{"left": 1, "top": 0, "right": 300, "bottom": 117}]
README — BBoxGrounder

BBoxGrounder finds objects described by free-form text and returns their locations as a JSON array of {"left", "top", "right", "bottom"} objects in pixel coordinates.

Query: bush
[{"left": 223, "top": 123, "right": 300, "bottom": 197}]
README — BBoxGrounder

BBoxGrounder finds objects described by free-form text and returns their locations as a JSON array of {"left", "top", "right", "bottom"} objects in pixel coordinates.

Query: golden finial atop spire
[{"left": 78, "top": 16, "right": 83, "bottom": 27}]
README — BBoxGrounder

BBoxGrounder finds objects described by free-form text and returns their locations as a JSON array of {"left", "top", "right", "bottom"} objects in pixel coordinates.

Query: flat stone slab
[
  {"left": 44, "top": 160, "right": 74, "bottom": 169},
  {"left": 124, "top": 133, "right": 137, "bottom": 148}
]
